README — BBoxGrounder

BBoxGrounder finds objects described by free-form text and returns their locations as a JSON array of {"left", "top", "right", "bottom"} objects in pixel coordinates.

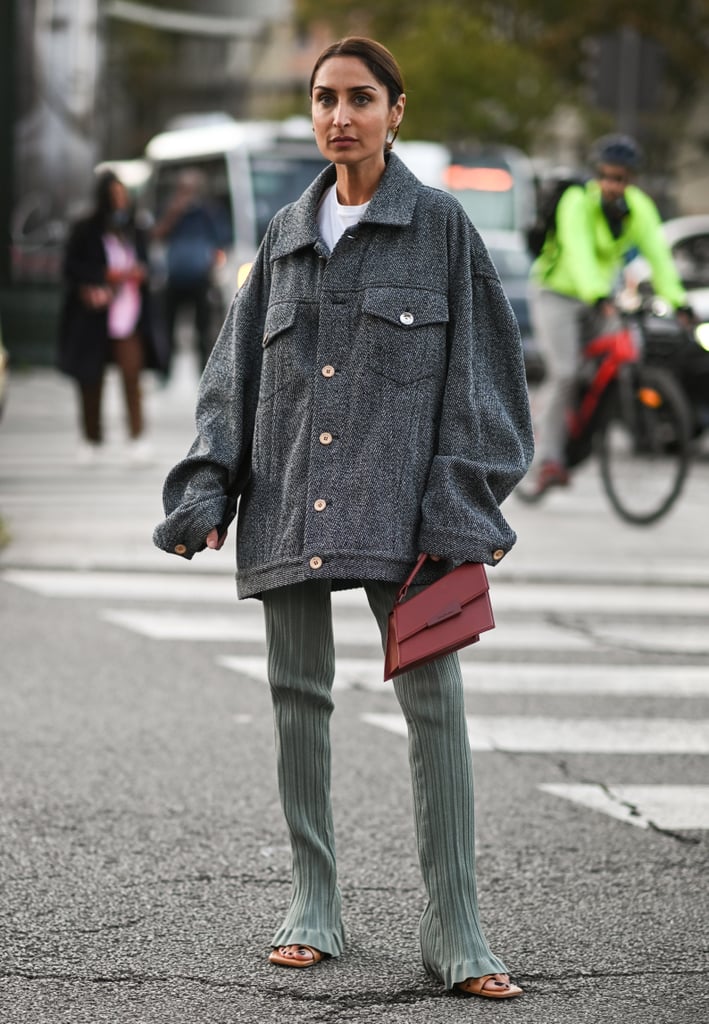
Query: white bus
[{"left": 143, "top": 115, "right": 328, "bottom": 302}]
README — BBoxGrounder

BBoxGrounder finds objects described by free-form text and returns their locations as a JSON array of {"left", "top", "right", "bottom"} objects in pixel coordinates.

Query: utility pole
[
  {"left": 617, "top": 26, "right": 641, "bottom": 138},
  {"left": 0, "top": 0, "right": 15, "bottom": 289}
]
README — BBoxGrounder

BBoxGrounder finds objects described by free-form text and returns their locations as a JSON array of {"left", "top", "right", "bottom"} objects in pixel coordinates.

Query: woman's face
[
  {"left": 109, "top": 180, "right": 129, "bottom": 210},
  {"left": 35, "top": 0, "right": 99, "bottom": 124},
  {"left": 311, "top": 56, "right": 405, "bottom": 171}
]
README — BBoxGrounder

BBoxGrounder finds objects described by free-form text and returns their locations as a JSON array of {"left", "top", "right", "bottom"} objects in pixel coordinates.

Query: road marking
[
  {"left": 2, "top": 569, "right": 238, "bottom": 602},
  {"left": 362, "top": 713, "right": 709, "bottom": 753},
  {"left": 101, "top": 608, "right": 250, "bottom": 640},
  {"left": 98, "top": 608, "right": 587, "bottom": 649},
  {"left": 5, "top": 569, "right": 709, "bottom": 613},
  {"left": 539, "top": 784, "right": 709, "bottom": 830},
  {"left": 6, "top": 570, "right": 708, "bottom": 655},
  {"left": 218, "top": 655, "right": 709, "bottom": 697},
  {"left": 102, "top": 608, "right": 700, "bottom": 653}
]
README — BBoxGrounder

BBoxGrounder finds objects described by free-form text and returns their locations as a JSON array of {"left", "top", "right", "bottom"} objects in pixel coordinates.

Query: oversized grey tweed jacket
[{"left": 153, "top": 153, "right": 534, "bottom": 598}]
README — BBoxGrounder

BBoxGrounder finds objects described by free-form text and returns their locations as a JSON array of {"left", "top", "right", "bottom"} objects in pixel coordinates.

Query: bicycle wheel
[{"left": 595, "top": 365, "right": 692, "bottom": 525}]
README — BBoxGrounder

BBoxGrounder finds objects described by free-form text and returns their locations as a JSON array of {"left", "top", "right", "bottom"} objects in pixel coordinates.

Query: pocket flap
[
  {"left": 362, "top": 287, "right": 449, "bottom": 329},
  {"left": 263, "top": 302, "right": 299, "bottom": 347}
]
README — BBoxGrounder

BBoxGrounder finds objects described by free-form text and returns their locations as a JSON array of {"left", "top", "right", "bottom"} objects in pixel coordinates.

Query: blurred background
[{"left": 1, "top": 0, "right": 708, "bottom": 365}]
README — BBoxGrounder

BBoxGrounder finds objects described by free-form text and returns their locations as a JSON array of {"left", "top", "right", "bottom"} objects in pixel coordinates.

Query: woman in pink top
[{"left": 58, "top": 171, "right": 162, "bottom": 463}]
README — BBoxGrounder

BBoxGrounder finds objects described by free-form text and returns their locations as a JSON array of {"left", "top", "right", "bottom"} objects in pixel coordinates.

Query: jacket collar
[{"left": 269, "top": 152, "right": 421, "bottom": 261}]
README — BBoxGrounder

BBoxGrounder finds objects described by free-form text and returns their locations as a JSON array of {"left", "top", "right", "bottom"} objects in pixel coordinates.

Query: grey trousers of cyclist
[
  {"left": 528, "top": 284, "right": 586, "bottom": 468},
  {"left": 263, "top": 577, "right": 508, "bottom": 989}
]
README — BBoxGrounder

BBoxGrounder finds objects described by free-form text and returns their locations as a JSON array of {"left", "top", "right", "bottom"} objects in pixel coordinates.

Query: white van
[{"left": 144, "top": 115, "right": 328, "bottom": 303}]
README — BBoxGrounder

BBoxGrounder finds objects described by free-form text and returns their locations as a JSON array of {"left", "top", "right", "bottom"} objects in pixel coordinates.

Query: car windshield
[
  {"left": 250, "top": 152, "right": 328, "bottom": 240},
  {"left": 672, "top": 233, "right": 709, "bottom": 289},
  {"left": 444, "top": 163, "right": 517, "bottom": 231},
  {"left": 486, "top": 245, "right": 531, "bottom": 278},
  {"left": 153, "top": 156, "right": 233, "bottom": 246}
]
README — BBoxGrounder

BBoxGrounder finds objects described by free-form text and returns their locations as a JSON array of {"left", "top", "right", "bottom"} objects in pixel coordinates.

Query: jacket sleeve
[
  {"left": 417, "top": 212, "right": 534, "bottom": 565},
  {"left": 627, "top": 189, "right": 687, "bottom": 308},
  {"left": 152, "top": 236, "right": 271, "bottom": 559}
]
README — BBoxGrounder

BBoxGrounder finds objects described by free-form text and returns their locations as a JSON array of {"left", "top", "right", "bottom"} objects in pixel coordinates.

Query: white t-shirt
[{"left": 317, "top": 184, "right": 370, "bottom": 252}]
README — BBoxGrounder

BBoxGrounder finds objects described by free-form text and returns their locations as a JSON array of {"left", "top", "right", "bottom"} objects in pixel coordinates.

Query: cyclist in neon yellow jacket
[{"left": 525, "top": 134, "right": 692, "bottom": 498}]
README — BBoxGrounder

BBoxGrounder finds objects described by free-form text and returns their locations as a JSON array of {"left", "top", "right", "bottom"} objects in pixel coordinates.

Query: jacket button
[
  {"left": 493, "top": 549, "right": 505, "bottom": 561},
  {"left": 399, "top": 311, "right": 414, "bottom": 325},
  {"left": 313, "top": 498, "right": 327, "bottom": 511},
  {"left": 309, "top": 556, "right": 323, "bottom": 569},
  {"left": 319, "top": 431, "right": 333, "bottom": 445},
  {"left": 321, "top": 364, "right": 335, "bottom": 378},
  {"left": 174, "top": 543, "right": 187, "bottom": 555}
]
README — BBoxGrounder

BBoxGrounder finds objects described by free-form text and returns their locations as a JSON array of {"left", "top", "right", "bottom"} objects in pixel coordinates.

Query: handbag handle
[{"left": 396, "top": 553, "right": 429, "bottom": 604}]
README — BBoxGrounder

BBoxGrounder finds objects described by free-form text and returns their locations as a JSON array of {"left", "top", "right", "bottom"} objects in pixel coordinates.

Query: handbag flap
[{"left": 394, "top": 562, "right": 490, "bottom": 643}]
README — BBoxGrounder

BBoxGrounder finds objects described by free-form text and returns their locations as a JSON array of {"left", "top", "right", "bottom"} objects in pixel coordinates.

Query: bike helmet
[{"left": 590, "top": 133, "right": 643, "bottom": 170}]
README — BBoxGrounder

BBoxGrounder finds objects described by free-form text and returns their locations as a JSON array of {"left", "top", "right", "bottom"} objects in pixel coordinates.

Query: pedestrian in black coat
[{"left": 58, "top": 170, "right": 162, "bottom": 464}]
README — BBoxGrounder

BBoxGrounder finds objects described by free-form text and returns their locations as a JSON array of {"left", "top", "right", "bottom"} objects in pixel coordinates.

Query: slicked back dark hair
[{"left": 309, "top": 36, "right": 405, "bottom": 109}]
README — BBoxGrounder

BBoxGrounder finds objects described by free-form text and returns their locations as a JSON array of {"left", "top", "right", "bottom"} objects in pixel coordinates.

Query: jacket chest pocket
[
  {"left": 259, "top": 301, "right": 300, "bottom": 403},
  {"left": 362, "top": 287, "right": 449, "bottom": 384}
]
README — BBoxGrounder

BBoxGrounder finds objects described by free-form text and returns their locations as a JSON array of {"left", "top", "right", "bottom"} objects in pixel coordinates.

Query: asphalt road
[{"left": 1, "top": 356, "right": 708, "bottom": 1023}]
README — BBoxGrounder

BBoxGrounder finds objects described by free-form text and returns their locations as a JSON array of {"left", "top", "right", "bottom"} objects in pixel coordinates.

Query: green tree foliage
[
  {"left": 391, "top": 7, "right": 561, "bottom": 147},
  {"left": 296, "top": 0, "right": 709, "bottom": 146}
]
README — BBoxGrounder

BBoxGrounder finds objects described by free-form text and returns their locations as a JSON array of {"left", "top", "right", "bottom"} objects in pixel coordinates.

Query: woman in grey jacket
[{"left": 154, "top": 37, "right": 533, "bottom": 999}]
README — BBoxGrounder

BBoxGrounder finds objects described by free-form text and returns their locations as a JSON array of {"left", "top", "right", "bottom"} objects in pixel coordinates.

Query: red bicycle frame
[{"left": 567, "top": 326, "right": 639, "bottom": 441}]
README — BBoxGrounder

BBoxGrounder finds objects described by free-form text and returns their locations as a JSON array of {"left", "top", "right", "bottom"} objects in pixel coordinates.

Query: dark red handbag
[{"left": 384, "top": 554, "right": 495, "bottom": 680}]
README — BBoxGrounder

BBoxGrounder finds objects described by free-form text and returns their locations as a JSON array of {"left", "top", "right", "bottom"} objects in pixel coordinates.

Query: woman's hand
[
  {"left": 79, "top": 284, "right": 112, "bottom": 309},
  {"left": 128, "top": 264, "right": 148, "bottom": 284},
  {"left": 206, "top": 527, "right": 227, "bottom": 550}
]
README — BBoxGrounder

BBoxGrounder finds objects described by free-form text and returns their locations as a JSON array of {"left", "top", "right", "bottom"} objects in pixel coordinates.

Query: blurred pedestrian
[
  {"left": 152, "top": 169, "right": 226, "bottom": 377},
  {"left": 154, "top": 37, "right": 532, "bottom": 1000},
  {"left": 58, "top": 170, "right": 158, "bottom": 464},
  {"left": 525, "top": 134, "right": 693, "bottom": 498}
]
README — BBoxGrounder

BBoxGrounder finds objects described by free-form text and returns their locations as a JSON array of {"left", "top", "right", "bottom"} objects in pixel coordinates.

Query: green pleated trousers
[{"left": 263, "top": 578, "right": 508, "bottom": 989}]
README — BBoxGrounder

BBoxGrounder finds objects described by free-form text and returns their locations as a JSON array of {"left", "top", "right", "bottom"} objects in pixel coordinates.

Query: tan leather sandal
[
  {"left": 455, "top": 973, "right": 523, "bottom": 999},
  {"left": 268, "top": 944, "right": 326, "bottom": 968}
]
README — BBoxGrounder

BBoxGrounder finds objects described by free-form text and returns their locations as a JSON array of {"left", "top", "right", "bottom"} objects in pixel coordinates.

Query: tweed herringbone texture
[
  {"left": 263, "top": 579, "right": 508, "bottom": 987},
  {"left": 154, "top": 153, "right": 534, "bottom": 597}
]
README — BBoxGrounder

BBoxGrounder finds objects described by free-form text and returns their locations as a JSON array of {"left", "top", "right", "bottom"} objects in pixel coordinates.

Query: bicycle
[{"left": 520, "top": 316, "right": 693, "bottom": 524}]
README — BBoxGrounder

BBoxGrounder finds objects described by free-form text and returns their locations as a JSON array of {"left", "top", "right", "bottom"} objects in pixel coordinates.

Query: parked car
[
  {"left": 479, "top": 229, "right": 542, "bottom": 383},
  {"left": 144, "top": 115, "right": 328, "bottom": 304},
  {"left": 624, "top": 215, "right": 709, "bottom": 436},
  {"left": 626, "top": 214, "right": 709, "bottom": 319}
]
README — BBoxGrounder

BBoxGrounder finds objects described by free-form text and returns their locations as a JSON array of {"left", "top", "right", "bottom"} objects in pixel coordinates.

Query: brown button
[
  {"left": 314, "top": 499, "right": 327, "bottom": 511},
  {"left": 492, "top": 549, "right": 505, "bottom": 561},
  {"left": 174, "top": 543, "right": 187, "bottom": 556},
  {"left": 321, "top": 365, "right": 335, "bottom": 378},
  {"left": 319, "top": 431, "right": 333, "bottom": 445},
  {"left": 309, "top": 556, "right": 323, "bottom": 570}
]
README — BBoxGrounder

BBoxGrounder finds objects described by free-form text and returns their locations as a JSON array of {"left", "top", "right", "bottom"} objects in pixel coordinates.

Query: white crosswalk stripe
[
  {"left": 361, "top": 713, "right": 709, "bottom": 754},
  {"left": 538, "top": 785, "right": 709, "bottom": 831},
  {"left": 217, "top": 655, "right": 709, "bottom": 697},
  {"left": 6, "top": 568, "right": 709, "bottom": 614},
  {"left": 3, "top": 566, "right": 708, "bottom": 831}
]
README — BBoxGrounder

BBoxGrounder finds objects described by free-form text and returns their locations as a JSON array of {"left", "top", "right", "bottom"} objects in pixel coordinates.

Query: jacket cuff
[
  {"left": 153, "top": 495, "right": 228, "bottom": 559},
  {"left": 416, "top": 526, "right": 513, "bottom": 567}
]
